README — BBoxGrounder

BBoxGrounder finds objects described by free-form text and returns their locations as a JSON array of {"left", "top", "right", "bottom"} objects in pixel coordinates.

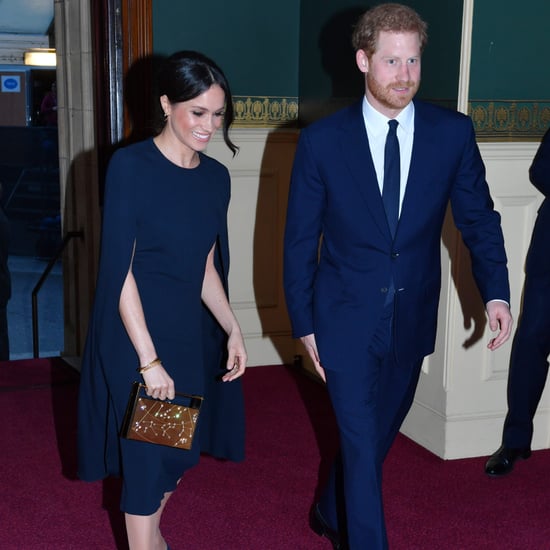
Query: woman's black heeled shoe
[{"left": 310, "top": 503, "right": 342, "bottom": 549}]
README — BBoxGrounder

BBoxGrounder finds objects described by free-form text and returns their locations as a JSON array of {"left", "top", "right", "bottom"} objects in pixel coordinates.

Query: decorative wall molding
[
  {"left": 233, "top": 96, "right": 298, "bottom": 127},
  {"left": 469, "top": 100, "right": 550, "bottom": 141},
  {"left": 230, "top": 95, "right": 550, "bottom": 141}
]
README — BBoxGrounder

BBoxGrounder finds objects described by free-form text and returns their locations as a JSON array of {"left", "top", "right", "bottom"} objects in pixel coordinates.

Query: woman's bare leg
[{"left": 125, "top": 491, "right": 172, "bottom": 550}]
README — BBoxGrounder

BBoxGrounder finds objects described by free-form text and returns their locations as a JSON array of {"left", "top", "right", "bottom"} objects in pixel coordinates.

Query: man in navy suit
[
  {"left": 485, "top": 128, "right": 550, "bottom": 477},
  {"left": 284, "top": 4, "right": 513, "bottom": 548}
]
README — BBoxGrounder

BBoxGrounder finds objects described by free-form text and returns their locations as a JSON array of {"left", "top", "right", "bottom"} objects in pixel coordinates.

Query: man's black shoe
[
  {"left": 485, "top": 445, "right": 531, "bottom": 477},
  {"left": 310, "top": 503, "right": 341, "bottom": 549}
]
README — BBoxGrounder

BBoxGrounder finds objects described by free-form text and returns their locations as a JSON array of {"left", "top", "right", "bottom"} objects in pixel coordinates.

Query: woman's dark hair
[{"left": 157, "top": 50, "right": 238, "bottom": 155}]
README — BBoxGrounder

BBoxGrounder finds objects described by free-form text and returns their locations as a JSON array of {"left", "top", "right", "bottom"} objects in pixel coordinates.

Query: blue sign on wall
[{"left": 1, "top": 75, "right": 21, "bottom": 92}]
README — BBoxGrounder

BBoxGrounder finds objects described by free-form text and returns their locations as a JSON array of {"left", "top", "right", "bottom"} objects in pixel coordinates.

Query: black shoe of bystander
[{"left": 485, "top": 445, "right": 531, "bottom": 477}]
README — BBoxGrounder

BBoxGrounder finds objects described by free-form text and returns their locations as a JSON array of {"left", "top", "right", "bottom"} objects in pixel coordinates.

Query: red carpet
[{"left": 1, "top": 359, "right": 549, "bottom": 549}]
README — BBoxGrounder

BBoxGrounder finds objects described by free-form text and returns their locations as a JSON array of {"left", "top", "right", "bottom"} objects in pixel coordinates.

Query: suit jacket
[
  {"left": 526, "top": 128, "right": 550, "bottom": 277},
  {"left": 284, "top": 99, "right": 510, "bottom": 370}
]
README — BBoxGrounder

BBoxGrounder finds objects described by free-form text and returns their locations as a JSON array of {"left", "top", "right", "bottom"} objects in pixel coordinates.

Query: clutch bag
[{"left": 121, "top": 382, "right": 203, "bottom": 450}]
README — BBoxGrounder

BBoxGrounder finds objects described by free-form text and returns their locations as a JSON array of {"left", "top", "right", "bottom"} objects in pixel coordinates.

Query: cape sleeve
[
  {"left": 199, "top": 163, "right": 245, "bottom": 462},
  {"left": 77, "top": 147, "right": 142, "bottom": 479}
]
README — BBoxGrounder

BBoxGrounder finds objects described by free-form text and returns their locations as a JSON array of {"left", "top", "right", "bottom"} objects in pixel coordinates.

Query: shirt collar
[{"left": 362, "top": 96, "right": 414, "bottom": 136}]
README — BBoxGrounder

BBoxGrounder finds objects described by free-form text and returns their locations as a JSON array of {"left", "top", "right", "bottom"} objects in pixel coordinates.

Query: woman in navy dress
[{"left": 78, "top": 51, "right": 247, "bottom": 550}]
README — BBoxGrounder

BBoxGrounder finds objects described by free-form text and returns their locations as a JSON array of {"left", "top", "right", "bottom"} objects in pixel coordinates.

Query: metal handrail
[{"left": 31, "top": 230, "right": 84, "bottom": 358}]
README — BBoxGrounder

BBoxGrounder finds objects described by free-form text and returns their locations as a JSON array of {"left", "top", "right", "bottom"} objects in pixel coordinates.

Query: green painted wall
[
  {"left": 152, "top": 0, "right": 462, "bottom": 123},
  {"left": 298, "top": 1, "right": 367, "bottom": 101},
  {"left": 470, "top": 1, "right": 549, "bottom": 99},
  {"left": 152, "top": 0, "right": 300, "bottom": 97},
  {"left": 469, "top": 0, "right": 550, "bottom": 139},
  {"left": 152, "top": 1, "right": 549, "bottom": 137},
  {"left": 412, "top": 0, "right": 462, "bottom": 105},
  {"left": 298, "top": 0, "right": 463, "bottom": 104}
]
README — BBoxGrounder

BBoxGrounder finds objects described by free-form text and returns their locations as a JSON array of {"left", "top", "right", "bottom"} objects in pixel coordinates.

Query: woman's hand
[
  {"left": 201, "top": 244, "right": 247, "bottom": 382},
  {"left": 119, "top": 267, "right": 174, "bottom": 398},
  {"left": 222, "top": 327, "right": 247, "bottom": 382},
  {"left": 141, "top": 363, "right": 175, "bottom": 400}
]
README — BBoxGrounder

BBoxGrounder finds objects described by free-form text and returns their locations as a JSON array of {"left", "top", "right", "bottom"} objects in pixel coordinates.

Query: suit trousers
[
  {"left": 319, "top": 302, "right": 424, "bottom": 549},
  {"left": 503, "top": 274, "right": 550, "bottom": 448}
]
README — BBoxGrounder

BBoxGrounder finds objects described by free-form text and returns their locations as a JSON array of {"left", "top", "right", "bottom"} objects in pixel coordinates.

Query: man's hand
[
  {"left": 486, "top": 300, "right": 513, "bottom": 351},
  {"left": 300, "top": 333, "right": 326, "bottom": 382}
]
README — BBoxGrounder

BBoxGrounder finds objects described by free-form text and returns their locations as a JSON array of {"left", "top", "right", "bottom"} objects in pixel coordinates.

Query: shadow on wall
[
  {"left": 318, "top": 5, "right": 367, "bottom": 99},
  {"left": 253, "top": 127, "right": 298, "bottom": 367},
  {"left": 300, "top": 5, "right": 368, "bottom": 125},
  {"left": 124, "top": 54, "right": 167, "bottom": 145},
  {"left": 441, "top": 206, "right": 487, "bottom": 349}
]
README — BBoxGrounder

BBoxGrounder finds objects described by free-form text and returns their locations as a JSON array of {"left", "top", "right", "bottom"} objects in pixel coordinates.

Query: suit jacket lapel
[{"left": 339, "top": 101, "right": 390, "bottom": 240}]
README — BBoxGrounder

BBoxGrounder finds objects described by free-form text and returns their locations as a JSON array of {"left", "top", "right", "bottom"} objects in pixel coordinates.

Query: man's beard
[{"left": 366, "top": 72, "right": 419, "bottom": 111}]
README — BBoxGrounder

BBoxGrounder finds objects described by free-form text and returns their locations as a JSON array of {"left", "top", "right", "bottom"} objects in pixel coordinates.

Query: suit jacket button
[
  {"left": 381, "top": 287, "right": 389, "bottom": 293},
  {"left": 391, "top": 252, "right": 399, "bottom": 259}
]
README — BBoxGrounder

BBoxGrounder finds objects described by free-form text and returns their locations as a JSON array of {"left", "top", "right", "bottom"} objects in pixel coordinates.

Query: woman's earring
[{"left": 163, "top": 112, "right": 168, "bottom": 122}]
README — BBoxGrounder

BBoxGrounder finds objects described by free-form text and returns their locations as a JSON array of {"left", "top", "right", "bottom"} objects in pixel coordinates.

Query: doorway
[{"left": 0, "top": 2, "right": 63, "bottom": 359}]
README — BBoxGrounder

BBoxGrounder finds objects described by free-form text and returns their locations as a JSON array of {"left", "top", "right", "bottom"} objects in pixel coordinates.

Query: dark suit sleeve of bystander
[{"left": 529, "top": 129, "right": 550, "bottom": 198}]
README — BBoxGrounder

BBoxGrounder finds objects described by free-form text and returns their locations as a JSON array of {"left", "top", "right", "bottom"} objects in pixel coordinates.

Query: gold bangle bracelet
[{"left": 137, "top": 357, "right": 162, "bottom": 373}]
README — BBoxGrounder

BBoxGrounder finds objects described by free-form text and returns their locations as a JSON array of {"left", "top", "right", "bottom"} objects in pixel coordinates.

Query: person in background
[
  {"left": 283, "top": 4, "right": 513, "bottom": 548},
  {"left": 0, "top": 182, "right": 11, "bottom": 361},
  {"left": 40, "top": 81, "right": 57, "bottom": 126},
  {"left": 485, "top": 127, "right": 550, "bottom": 477},
  {"left": 78, "top": 51, "right": 247, "bottom": 550}
]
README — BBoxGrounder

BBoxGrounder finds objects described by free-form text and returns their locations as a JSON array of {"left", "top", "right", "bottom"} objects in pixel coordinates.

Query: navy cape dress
[{"left": 77, "top": 138, "right": 245, "bottom": 515}]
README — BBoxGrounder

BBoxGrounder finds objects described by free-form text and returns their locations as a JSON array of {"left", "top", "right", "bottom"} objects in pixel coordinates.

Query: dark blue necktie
[{"left": 382, "top": 119, "right": 400, "bottom": 238}]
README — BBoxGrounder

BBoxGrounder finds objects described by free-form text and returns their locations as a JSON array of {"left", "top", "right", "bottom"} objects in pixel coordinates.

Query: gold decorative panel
[
  {"left": 233, "top": 96, "right": 299, "bottom": 127},
  {"left": 469, "top": 101, "right": 550, "bottom": 141}
]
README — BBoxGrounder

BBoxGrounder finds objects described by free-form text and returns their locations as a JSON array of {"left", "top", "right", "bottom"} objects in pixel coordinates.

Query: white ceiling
[{"left": 0, "top": 0, "right": 54, "bottom": 35}]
